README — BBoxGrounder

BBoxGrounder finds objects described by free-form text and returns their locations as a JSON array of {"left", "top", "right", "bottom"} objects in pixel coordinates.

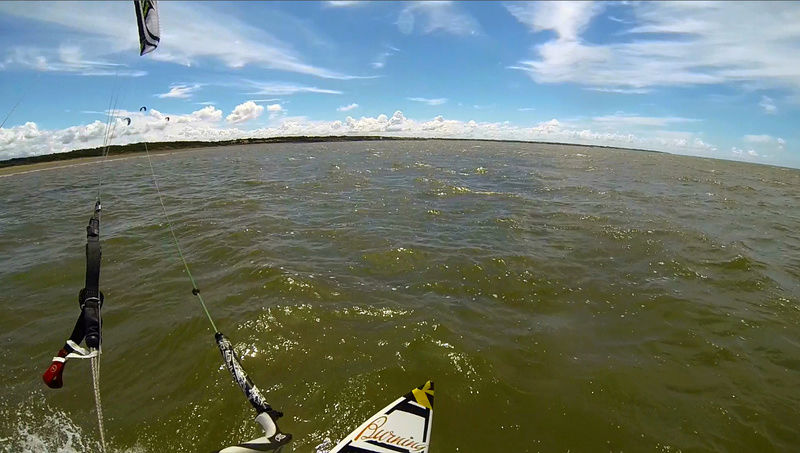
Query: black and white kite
[{"left": 134, "top": 0, "right": 160, "bottom": 56}]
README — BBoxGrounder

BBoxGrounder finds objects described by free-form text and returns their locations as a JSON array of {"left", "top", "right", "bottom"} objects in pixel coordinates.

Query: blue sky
[{"left": 0, "top": 1, "right": 798, "bottom": 167}]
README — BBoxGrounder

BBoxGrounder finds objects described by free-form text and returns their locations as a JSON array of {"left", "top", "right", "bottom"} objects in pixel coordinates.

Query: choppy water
[{"left": 1, "top": 140, "right": 799, "bottom": 452}]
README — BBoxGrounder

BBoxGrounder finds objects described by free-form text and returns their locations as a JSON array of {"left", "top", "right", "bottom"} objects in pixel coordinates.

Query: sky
[{"left": 0, "top": 1, "right": 798, "bottom": 168}]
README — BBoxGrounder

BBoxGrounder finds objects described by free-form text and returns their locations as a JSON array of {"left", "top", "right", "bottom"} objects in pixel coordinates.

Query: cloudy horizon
[{"left": 0, "top": 1, "right": 797, "bottom": 167}]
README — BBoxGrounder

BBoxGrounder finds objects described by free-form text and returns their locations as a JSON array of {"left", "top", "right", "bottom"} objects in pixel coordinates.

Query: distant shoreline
[{"left": 0, "top": 135, "right": 672, "bottom": 178}]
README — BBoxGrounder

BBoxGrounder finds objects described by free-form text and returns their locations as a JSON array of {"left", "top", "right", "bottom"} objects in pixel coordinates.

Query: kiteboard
[{"left": 327, "top": 381, "right": 434, "bottom": 453}]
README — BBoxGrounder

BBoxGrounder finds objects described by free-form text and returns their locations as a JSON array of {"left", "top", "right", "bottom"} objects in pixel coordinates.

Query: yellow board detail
[{"left": 412, "top": 381, "right": 434, "bottom": 410}]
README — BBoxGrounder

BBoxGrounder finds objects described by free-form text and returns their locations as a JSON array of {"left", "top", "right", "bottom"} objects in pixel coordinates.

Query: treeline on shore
[
  {"left": 1, "top": 135, "right": 666, "bottom": 169},
  {"left": 0, "top": 135, "right": 419, "bottom": 169}
]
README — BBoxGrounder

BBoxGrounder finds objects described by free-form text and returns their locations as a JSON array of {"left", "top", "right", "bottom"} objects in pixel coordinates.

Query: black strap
[
  {"left": 66, "top": 310, "right": 86, "bottom": 347},
  {"left": 83, "top": 202, "right": 101, "bottom": 297},
  {"left": 81, "top": 201, "right": 103, "bottom": 349}
]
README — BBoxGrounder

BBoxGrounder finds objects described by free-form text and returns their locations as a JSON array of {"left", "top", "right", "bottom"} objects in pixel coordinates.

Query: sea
[{"left": 1, "top": 140, "right": 798, "bottom": 452}]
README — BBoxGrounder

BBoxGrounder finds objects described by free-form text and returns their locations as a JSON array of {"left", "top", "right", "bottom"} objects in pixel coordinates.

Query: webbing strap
[
  {"left": 67, "top": 311, "right": 86, "bottom": 346},
  {"left": 81, "top": 201, "right": 103, "bottom": 349},
  {"left": 84, "top": 202, "right": 101, "bottom": 297}
]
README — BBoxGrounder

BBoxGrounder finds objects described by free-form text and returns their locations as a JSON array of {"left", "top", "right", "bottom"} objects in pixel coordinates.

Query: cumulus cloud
[
  {"left": 120, "top": 105, "right": 223, "bottom": 127},
  {"left": 226, "top": 101, "right": 264, "bottom": 124},
  {"left": 183, "top": 105, "right": 223, "bottom": 123},
  {"left": 263, "top": 114, "right": 720, "bottom": 159},
  {"left": 265, "top": 103, "right": 285, "bottom": 119},
  {"left": 0, "top": 105, "right": 226, "bottom": 160},
  {"left": 157, "top": 84, "right": 202, "bottom": 99},
  {"left": 2, "top": 109, "right": 728, "bottom": 163},
  {"left": 407, "top": 97, "right": 448, "bottom": 106},
  {"left": 337, "top": 103, "right": 359, "bottom": 112},
  {"left": 397, "top": 2, "right": 481, "bottom": 36},
  {"left": 731, "top": 147, "right": 762, "bottom": 159},
  {"left": 507, "top": 2, "right": 800, "bottom": 95},
  {"left": 732, "top": 145, "right": 774, "bottom": 160},
  {"left": 742, "top": 134, "right": 786, "bottom": 155}
]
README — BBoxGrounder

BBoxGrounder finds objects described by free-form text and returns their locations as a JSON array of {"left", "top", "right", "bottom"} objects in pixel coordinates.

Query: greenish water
[{"left": 1, "top": 140, "right": 799, "bottom": 452}]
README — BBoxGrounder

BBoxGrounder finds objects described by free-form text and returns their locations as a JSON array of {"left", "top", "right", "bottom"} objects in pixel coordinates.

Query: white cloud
[
  {"left": 157, "top": 84, "right": 202, "bottom": 99},
  {"left": 397, "top": 2, "right": 481, "bottom": 36},
  {"left": 245, "top": 80, "right": 342, "bottom": 96},
  {"left": 1, "top": 45, "right": 145, "bottom": 77},
  {"left": 0, "top": 2, "right": 362, "bottom": 79},
  {"left": 507, "top": 2, "right": 800, "bottom": 94},
  {"left": 407, "top": 97, "right": 448, "bottom": 106},
  {"left": 371, "top": 46, "right": 400, "bottom": 69},
  {"left": 608, "top": 15, "right": 632, "bottom": 25},
  {"left": 1, "top": 109, "right": 726, "bottom": 163},
  {"left": 759, "top": 96, "right": 777, "bottom": 114},
  {"left": 325, "top": 1, "right": 362, "bottom": 7},
  {"left": 586, "top": 87, "right": 651, "bottom": 95},
  {"left": 743, "top": 134, "right": 775, "bottom": 144},
  {"left": 226, "top": 101, "right": 264, "bottom": 124},
  {"left": 117, "top": 105, "right": 223, "bottom": 125},
  {"left": 187, "top": 106, "right": 223, "bottom": 122},
  {"left": 742, "top": 134, "right": 786, "bottom": 153},
  {"left": 731, "top": 147, "right": 766, "bottom": 160},
  {"left": 0, "top": 105, "right": 228, "bottom": 160},
  {"left": 137, "top": 106, "right": 213, "bottom": 124},
  {"left": 518, "top": 107, "right": 536, "bottom": 112},
  {"left": 337, "top": 103, "right": 359, "bottom": 112},
  {"left": 506, "top": 1, "right": 601, "bottom": 40},
  {"left": 592, "top": 113, "right": 699, "bottom": 128},
  {"left": 266, "top": 103, "right": 284, "bottom": 119}
]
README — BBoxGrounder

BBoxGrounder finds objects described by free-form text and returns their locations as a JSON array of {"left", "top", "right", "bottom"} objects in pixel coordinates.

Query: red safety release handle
[{"left": 42, "top": 348, "right": 68, "bottom": 389}]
